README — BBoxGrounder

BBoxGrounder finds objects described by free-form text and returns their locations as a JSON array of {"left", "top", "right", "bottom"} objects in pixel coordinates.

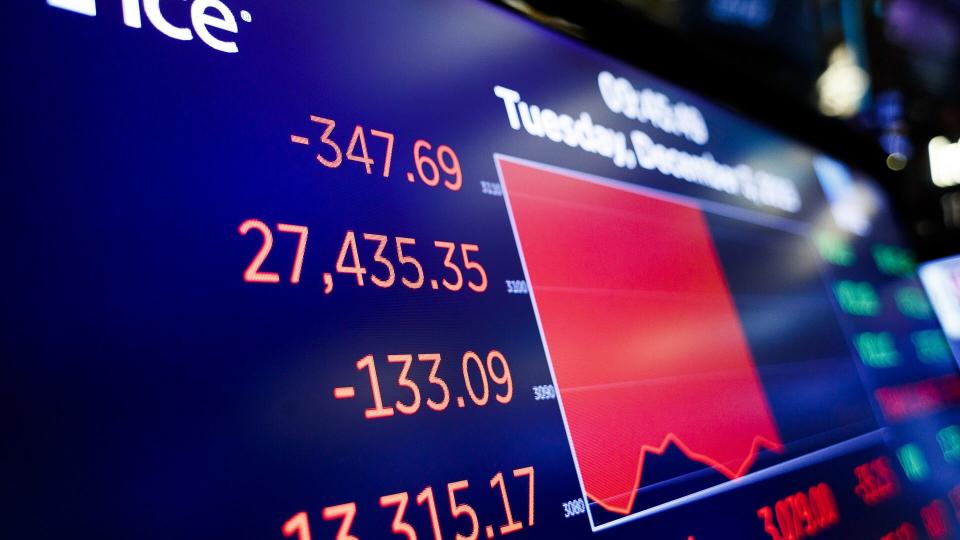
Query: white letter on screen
[
  {"left": 47, "top": 0, "right": 96, "bottom": 17},
  {"left": 192, "top": 0, "right": 240, "bottom": 53}
]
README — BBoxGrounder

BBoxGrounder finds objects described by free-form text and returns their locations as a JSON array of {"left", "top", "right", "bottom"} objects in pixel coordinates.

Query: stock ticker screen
[{"left": 7, "top": 1, "right": 960, "bottom": 539}]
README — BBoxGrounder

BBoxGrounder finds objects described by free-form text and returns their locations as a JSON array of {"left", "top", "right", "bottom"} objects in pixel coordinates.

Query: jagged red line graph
[
  {"left": 588, "top": 433, "right": 784, "bottom": 515},
  {"left": 498, "top": 156, "right": 786, "bottom": 520}
]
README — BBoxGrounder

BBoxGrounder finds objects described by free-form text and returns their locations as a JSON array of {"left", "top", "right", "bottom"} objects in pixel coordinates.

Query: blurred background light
[
  {"left": 817, "top": 44, "right": 870, "bottom": 118},
  {"left": 930, "top": 136, "right": 960, "bottom": 187}
]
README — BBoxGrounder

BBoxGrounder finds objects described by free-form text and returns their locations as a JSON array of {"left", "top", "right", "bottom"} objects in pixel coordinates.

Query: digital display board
[
  {"left": 7, "top": 1, "right": 960, "bottom": 538},
  {"left": 921, "top": 256, "right": 960, "bottom": 362}
]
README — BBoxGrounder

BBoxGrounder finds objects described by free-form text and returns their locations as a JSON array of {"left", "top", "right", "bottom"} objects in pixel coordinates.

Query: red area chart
[{"left": 497, "top": 156, "right": 783, "bottom": 519}]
